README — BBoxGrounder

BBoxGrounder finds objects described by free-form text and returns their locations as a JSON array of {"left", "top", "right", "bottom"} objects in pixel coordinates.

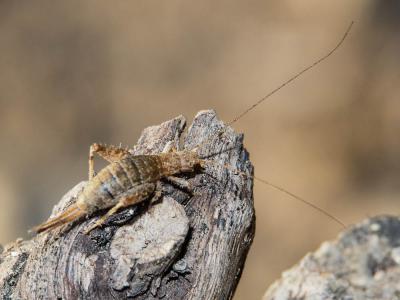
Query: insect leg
[
  {"left": 163, "top": 176, "right": 197, "bottom": 198},
  {"left": 88, "top": 143, "right": 131, "bottom": 180},
  {"left": 165, "top": 176, "right": 192, "bottom": 190},
  {"left": 84, "top": 182, "right": 156, "bottom": 234}
]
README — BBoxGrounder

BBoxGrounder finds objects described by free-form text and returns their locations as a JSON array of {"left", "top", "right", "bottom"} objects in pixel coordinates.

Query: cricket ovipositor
[{"left": 31, "top": 22, "right": 353, "bottom": 235}]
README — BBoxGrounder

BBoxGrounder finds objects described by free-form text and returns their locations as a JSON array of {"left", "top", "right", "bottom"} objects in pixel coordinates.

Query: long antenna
[
  {"left": 194, "top": 21, "right": 354, "bottom": 155},
  {"left": 203, "top": 159, "right": 347, "bottom": 228},
  {"left": 227, "top": 21, "right": 354, "bottom": 126},
  {"left": 195, "top": 22, "right": 354, "bottom": 228},
  {"left": 254, "top": 176, "right": 346, "bottom": 228}
]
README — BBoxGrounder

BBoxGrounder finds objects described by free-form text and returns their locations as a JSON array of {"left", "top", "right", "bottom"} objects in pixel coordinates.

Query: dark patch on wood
[{"left": 2, "top": 252, "right": 29, "bottom": 300}]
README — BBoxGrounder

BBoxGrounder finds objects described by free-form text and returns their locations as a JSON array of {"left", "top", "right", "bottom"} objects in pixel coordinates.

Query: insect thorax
[{"left": 159, "top": 151, "right": 201, "bottom": 176}]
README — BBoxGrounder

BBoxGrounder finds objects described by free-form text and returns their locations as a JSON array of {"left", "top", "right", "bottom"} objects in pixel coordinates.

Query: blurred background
[{"left": 0, "top": 1, "right": 399, "bottom": 299}]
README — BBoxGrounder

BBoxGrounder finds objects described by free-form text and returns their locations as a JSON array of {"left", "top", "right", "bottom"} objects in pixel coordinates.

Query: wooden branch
[
  {"left": 263, "top": 215, "right": 400, "bottom": 300},
  {"left": 0, "top": 110, "right": 255, "bottom": 299}
]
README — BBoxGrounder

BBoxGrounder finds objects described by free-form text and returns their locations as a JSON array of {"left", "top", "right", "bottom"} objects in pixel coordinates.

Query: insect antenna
[
  {"left": 192, "top": 21, "right": 354, "bottom": 154},
  {"left": 253, "top": 176, "right": 347, "bottom": 229},
  {"left": 226, "top": 21, "right": 354, "bottom": 127},
  {"left": 192, "top": 22, "right": 354, "bottom": 229},
  {"left": 202, "top": 159, "right": 347, "bottom": 229}
]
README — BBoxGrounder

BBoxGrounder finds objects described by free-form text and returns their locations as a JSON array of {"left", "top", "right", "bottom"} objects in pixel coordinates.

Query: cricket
[{"left": 32, "top": 22, "right": 353, "bottom": 235}]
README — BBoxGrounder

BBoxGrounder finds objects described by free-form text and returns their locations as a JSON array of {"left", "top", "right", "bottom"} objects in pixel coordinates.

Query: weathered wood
[
  {"left": 264, "top": 215, "right": 400, "bottom": 300},
  {"left": 0, "top": 110, "right": 255, "bottom": 299}
]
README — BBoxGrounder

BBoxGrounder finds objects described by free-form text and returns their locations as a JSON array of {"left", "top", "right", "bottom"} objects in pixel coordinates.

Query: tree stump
[
  {"left": 0, "top": 110, "right": 255, "bottom": 299},
  {"left": 264, "top": 215, "right": 400, "bottom": 300}
]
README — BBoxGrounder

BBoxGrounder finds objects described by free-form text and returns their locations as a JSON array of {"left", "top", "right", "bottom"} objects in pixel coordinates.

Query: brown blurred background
[{"left": 0, "top": 1, "right": 399, "bottom": 299}]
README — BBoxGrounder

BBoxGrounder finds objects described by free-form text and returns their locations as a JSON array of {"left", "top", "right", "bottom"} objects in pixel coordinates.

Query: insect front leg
[
  {"left": 88, "top": 143, "right": 131, "bottom": 180},
  {"left": 84, "top": 183, "right": 156, "bottom": 234},
  {"left": 165, "top": 176, "right": 193, "bottom": 193}
]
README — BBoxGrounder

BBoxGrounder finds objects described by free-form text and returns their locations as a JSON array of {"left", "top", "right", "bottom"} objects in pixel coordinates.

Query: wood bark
[
  {"left": 264, "top": 215, "right": 400, "bottom": 300},
  {"left": 0, "top": 110, "right": 255, "bottom": 300}
]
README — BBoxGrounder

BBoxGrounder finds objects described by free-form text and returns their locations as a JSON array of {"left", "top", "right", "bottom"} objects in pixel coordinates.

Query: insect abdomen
[
  {"left": 77, "top": 155, "right": 163, "bottom": 212},
  {"left": 119, "top": 155, "right": 163, "bottom": 184}
]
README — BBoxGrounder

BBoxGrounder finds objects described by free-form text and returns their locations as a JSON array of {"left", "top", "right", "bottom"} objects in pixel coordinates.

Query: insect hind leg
[
  {"left": 84, "top": 183, "right": 156, "bottom": 234},
  {"left": 88, "top": 143, "right": 131, "bottom": 180}
]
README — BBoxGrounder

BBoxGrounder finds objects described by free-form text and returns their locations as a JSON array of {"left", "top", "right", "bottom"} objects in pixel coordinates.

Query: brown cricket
[
  {"left": 32, "top": 143, "right": 205, "bottom": 234},
  {"left": 32, "top": 22, "right": 353, "bottom": 235}
]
